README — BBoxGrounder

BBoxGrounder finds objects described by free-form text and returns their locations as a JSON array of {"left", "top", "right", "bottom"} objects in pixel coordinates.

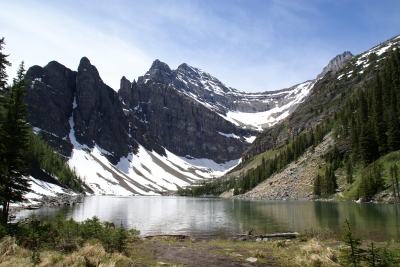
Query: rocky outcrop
[
  {"left": 235, "top": 135, "right": 335, "bottom": 201},
  {"left": 317, "top": 51, "right": 354, "bottom": 80},
  {"left": 118, "top": 59, "right": 323, "bottom": 163}
]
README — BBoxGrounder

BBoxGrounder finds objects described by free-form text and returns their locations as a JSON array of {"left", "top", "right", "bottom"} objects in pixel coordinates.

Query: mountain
[
  {"left": 24, "top": 47, "right": 353, "bottom": 195},
  {"left": 215, "top": 34, "right": 400, "bottom": 201},
  {"left": 316, "top": 51, "right": 354, "bottom": 80}
]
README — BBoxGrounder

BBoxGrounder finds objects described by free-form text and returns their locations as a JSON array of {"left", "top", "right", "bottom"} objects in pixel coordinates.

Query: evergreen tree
[
  {"left": 0, "top": 62, "right": 31, "bottom": 225},
  {"left": 372, "top": 73, "right": 387, "bottom": 154},
  {"left": 323, "top": 166, "right": 337, "bottom": 194},
  {"left": 387, "top": 110, "right": 400, "bottom": 152},
  {"left": 371, "top": 162, "right": 383, "bottom": 193},
  {"left": 342, "top": 219, "right": 363, "bottom": 267},
  {"left": 313, "top": 174, "right": 322, "bottom": 196},
  {"left": 0, "top": 37, "right": 11, "bottom": 90},
  {"left": 346, "top": 158, "right": 353, "bottom": 184},
  {"left": 359, "top": 121, "right": 379, "bottom": 165},
  {"left": 390, "top": 165, "right": 399, "bottom": 202}
]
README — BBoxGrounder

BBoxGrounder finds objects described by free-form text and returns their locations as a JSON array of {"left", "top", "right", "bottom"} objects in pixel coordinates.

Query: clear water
[{"left": 14, "top": 196, "right": 400, "bottom": 241}]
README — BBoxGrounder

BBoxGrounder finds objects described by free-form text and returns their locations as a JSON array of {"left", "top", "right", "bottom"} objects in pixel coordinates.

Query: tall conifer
[
  {"left": 0, "top": 62, "right": 31, "bottom": 225},
  {"left": 0, "top": 38, "right": 11, "bottom": 90}
]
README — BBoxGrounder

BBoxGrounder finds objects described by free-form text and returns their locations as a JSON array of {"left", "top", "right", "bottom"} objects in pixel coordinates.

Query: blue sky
[{"left": 1, "top": 0, "right": 399, "bottom": 93}]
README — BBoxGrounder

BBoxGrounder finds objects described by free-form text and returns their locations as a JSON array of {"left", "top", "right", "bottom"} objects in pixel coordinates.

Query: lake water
[{"left": 14, "top": 196, "right": 400, "bottom": 241}]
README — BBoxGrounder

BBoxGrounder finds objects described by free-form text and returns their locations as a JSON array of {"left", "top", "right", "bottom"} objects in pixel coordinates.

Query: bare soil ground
[{"left": 126, "top": 237, "right": 283, "bottom": 266}]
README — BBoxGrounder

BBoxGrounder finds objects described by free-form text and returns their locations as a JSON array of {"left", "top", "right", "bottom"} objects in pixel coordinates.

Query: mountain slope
[
  {"left": 24, "top": 47, "right": 354, "bottom": 195},
  {"left": 229, "top": 34, "right": 400, "bottom": 201}
]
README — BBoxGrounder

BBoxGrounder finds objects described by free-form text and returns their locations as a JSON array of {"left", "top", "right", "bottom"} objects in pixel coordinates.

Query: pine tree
[
  {"left": 387, "top": 109, "right": 400, "bottom": 152},
  {"left": 0, "top": 62, "right": 31, "bottom": 225},
  {"left": 390, "top": 165, "right": 399, "bottom": 202},
  {"left": 372, "top": 73, "right": 387, "bottom": 154},
  {"left": 313, "top": 174, "right": 322, "bottom": 196},
  {"left": 346, "top": 158, "right": 353, "bottom": 184},
  {"left": 342, "top": 219, "right": 363, "bottom": 267},
  {"left": 0, "top": 37, "right": 11, "bottom": 90},
  {"left": 359, "top": 121, "right": 379, "bottom": 165}
]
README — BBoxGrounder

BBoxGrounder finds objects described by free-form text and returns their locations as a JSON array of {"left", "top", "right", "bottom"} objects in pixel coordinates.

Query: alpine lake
[{"left": 14, "top": 196, "right": 400, "bottom": 241}]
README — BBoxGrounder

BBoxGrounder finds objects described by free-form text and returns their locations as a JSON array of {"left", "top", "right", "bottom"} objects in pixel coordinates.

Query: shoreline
[{"left": 10, "top": 193, "right": 85, "bottom": 211}]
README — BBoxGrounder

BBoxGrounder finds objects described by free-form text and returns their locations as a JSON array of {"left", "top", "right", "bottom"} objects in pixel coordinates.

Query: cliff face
[
  {"left": 118, "top": 65, "right": 253, "bottom": 163},
  {"left": 25, "top": 61, "right": 77, "bottom": 156},
  {"left": 25, "top": 57, "right": 165, "bottom": 164}
]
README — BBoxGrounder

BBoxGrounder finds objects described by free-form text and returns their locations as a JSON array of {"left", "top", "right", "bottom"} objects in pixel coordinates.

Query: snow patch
[
  {"left": 217, "top": 132, "right": 240, "bottom": 139},
  {"left": 244, "top": 136, "right": 257, "bottom": 143}
]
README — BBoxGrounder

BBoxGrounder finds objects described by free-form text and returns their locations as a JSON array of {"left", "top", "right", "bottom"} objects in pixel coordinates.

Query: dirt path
[{"left": 127, "top": 238, "right": 283, "bottom": 266}]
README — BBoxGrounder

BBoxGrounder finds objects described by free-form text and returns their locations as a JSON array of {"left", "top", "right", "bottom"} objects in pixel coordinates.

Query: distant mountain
[{"left": 24, "top": 47, "right": 353, "bottom": 195}]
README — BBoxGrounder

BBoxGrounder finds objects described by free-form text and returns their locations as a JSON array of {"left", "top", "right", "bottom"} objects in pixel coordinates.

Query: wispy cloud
[{"left": 1, "top": 0, "right": 400, "bottom": 92}]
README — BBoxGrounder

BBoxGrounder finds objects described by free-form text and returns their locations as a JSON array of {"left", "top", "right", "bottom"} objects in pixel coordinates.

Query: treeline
[
  {"left": 28, "top": 131, "right": 85, "bottom": 192},
  {"left": 178, "top": 121, "right": 331, "bottom": 196}
]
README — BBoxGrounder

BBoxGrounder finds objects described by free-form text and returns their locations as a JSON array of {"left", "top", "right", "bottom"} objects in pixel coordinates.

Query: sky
[{"left": 1, "top": 0, "right": 400, "bottom": 93}]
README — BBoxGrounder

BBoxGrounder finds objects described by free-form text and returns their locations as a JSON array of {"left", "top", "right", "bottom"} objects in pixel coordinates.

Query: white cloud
[
  {"left": 0, "top": 1, "right": 153, "bottom": 89},
  {"left": 1, "top": 0, "right": 400, "bottom": 92}
]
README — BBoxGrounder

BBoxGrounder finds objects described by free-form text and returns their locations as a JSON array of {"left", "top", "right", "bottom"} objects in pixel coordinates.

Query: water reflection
[{"left": 13, "top": 196, "right": 400, "bottom": 241}]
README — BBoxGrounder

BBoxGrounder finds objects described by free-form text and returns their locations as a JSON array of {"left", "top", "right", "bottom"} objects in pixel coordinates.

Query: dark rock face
[
  {"left": 119, "top": 72, "right": 253, "bottom": 163},
  {"left": 25, "top": 58, "right": 165, "bottom": 164},
  {"left": 73, "top": 57, "right": 134, "bottom": 162},
  {"left": 119, "top": 59, "right": 328, "bottom": 163},
  {"left": 25, "top": 62, "right": 76, "bottom": 156}
]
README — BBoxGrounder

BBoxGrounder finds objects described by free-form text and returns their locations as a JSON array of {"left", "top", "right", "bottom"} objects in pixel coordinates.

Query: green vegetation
[
  {"left": 0, "top": 61, "right": 32, "bottom": 225},
  {"left": 0, "top": 213, "right": 140, "bottom": 266},
  {"left": 0, "top": 217, "right": 399, "bottom": 266},
  {"left": 178, "top": 118, "right": 331, "bottom": 196},
  {"left": 341, "top": 219, "right": 399, "bottom": 267},
  {"left": 332, "top": 48, "right": 400, "bottom": 201},
  {"left": 179, "top": 44, "right": 400, "bottom": 202},
  {"left": 0, "top": 37, "right": 85, "bottom": 225},
  {"left": 28, "top": 131, "right": 85, "bottom": 193}
]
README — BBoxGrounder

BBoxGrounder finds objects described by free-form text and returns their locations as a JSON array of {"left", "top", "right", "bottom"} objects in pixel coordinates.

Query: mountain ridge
[{"left": 23, "top": 47, "right": 356, "bottom": 195}]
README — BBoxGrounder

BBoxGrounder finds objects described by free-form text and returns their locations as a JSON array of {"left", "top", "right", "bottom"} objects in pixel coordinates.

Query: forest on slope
[{"left": 178, "top": 37, "right": 400, "bottom": 202}]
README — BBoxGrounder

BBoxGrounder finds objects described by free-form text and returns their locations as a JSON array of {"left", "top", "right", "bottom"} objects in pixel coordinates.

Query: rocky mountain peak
[
  {"left": 177, "top": 63, "right": 200, "bottom": 77},
  {"left": 149, "top": 59, "right": 172, "bottom": 73},
  {"left": 78, "top": 57, "right": 91, "bottom": 71},
  {"left": 120, "top": 76, "right": 131, "bottom": 90},
  {"left": 138, "top": 59, "right": 173, "bottom": 84},
  {"left": 317, "top": 51, "right": 354, "bottom": 79}
]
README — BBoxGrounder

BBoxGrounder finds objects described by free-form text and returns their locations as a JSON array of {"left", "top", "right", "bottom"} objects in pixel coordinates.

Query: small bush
[{"left": 5, "top": 212, "right": 140, "bottom": 265}]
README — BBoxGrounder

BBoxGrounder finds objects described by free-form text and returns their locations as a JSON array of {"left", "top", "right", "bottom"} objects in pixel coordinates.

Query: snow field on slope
[
  {"left": 223, "top": 81, "right": 314, "bottom": 130},
  {"left": 68, "top": 142, "right": 240, "bottom": 195},
  {"left": 66, "top": 95, "right": 242, "bottom": 195}
]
